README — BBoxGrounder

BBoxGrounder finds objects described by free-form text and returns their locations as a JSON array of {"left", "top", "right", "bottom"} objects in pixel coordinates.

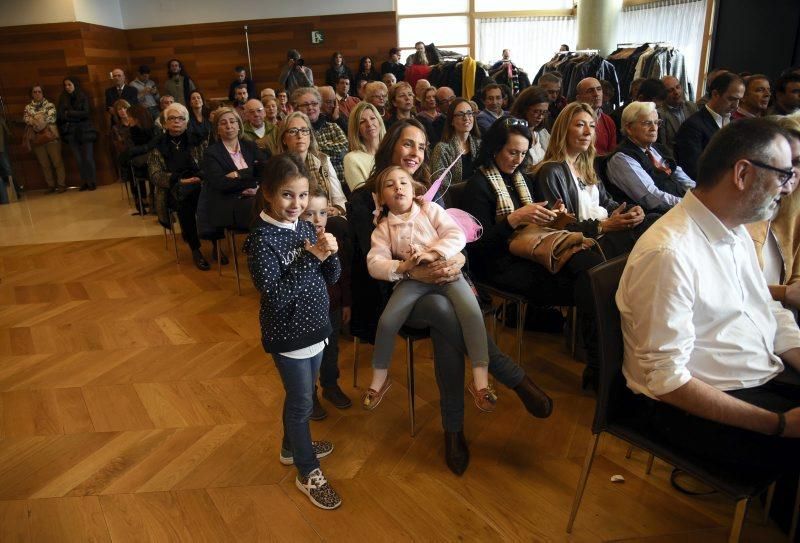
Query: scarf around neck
[{"left": 480, "top": 163, "right": 532, "bottom": 219}]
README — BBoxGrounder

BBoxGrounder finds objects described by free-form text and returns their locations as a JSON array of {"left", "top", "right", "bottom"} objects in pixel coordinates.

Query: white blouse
[{"left": 567, "top": 166, "right": 608, "bottom": 221}]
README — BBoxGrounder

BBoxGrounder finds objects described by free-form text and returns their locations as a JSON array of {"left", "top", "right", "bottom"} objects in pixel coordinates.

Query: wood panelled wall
[{"left": 0, "top": 12, "right": 396, "bottom": 190}]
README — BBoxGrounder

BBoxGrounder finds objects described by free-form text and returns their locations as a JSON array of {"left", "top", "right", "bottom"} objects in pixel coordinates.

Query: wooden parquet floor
[{"left": 0, "top": 235, "right": 787, "bottom": 541}]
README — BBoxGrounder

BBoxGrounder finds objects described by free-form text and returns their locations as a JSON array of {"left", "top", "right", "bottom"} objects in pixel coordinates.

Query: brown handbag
[
  {"left": 31, "top": 124, "right": 58, "bottom": 147},
  {"left": 508, "top": 223, "right": 604, "bottom": 274}
]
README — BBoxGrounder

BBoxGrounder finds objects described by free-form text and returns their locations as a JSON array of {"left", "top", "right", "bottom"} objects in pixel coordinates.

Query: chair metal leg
[
  {"left": 762, "top": 481, "right": 776, "bottom": 524},
  {"left": 216, "top": 239, "right": 222, "bottom": 277},
  {"left": 728, "top": 498, "right": 749, "bottom": 543},
  {"left": 352, "top": 337, "right": 360, "bottom": 388},
  {"left": 625, "top": 445, "right": 633, "bottom": 459},
  {"left": 789, "top": 473, "right": 800, "bottom": 541},
  {"left": 228, "top": 230, "right": 241, "bottom": 295},
  {"left": 406, "top": 336, "right": 416, "bottom": 437},
  {"left": 163, "top": 227, "right": 168, "bottom": 250},
  {"left": 645, "top": 453, "right": 655, "bottom": 475},
  {"left": 170, "top": 214, "right": 179, "bottom": 263},
  {"left": 517, "top": 301, "right": 527, "bottom": 364},
  {"left": 566, "top": 433, "right": 601, "bottom": 533}
]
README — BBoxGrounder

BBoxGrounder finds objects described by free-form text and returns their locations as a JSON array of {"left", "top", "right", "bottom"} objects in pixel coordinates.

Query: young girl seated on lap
[
  {"left": 245, "top": 153, "right": 342, "bottom": 510},
  {"left": 363, "top": 165, "right": 495, "bottom": 412}
]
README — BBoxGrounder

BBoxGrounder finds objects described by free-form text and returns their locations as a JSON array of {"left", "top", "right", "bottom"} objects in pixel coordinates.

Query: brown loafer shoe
[
  {"left": 361, "top": 377, "right": 392, "bottom": 411},
  {"left": 467, "top": 381, "right": 497, "bottom": 413}
]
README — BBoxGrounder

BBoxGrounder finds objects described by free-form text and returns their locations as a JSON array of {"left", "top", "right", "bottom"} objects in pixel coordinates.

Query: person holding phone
[{"left": 279, "top": 49, "right": 314, "bottom": 94}]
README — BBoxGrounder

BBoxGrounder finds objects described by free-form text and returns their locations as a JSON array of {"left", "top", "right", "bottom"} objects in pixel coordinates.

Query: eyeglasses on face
[
  {"left": 503, "top": 117, "right": 528, "bottom": 128},
  {"left": 638, "top": 119, "right": 664, "bottom": 128},
  {"left": 297, "top": 101, "right": 319, "bottom": 109},
  {"left": 746, "top": 159, "right": 796, "bottom": 186},
  {"left": 528, "top": 108, "right": 549, "bottom": 118},
  {"left": 167, "top": 115, "right": 187, "bottom": 122},
  {"left": 436, "top": 96, "right": 455, "bottom": 106},
  {"left": 286, "top": 127, "right": 311, "bottom": 137},
  {"left": 453, "top": 111, "right": 474, "bottom": 119}
]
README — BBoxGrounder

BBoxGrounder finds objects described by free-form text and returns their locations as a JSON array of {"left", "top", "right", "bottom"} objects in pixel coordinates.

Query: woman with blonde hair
[
  {"left": 533, "top": 101, "right": 652, "bottom": 258},
  {"left": 276, "top": 111, "right": 347, "bottom": 215},
  {"left": 343, "top": 101, "right": 385, "bottom": 192}
]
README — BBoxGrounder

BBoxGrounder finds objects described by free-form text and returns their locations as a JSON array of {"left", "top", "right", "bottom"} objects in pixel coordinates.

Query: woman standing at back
[{"left": 57, "top": 77, "right": 97, "bottom": 191}]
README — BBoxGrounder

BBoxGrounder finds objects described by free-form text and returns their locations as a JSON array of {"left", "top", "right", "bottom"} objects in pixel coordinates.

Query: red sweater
[{"left": 595, "top": 111, "right": 617, "bottom": 155}]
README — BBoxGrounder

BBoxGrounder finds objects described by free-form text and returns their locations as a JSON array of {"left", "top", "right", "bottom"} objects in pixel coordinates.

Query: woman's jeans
[
  {"left": 272, "top": 350, "right": 323, "bottom": 477},
  {"left": 68, "top": 140, "right": 96, "bottom": 184}
]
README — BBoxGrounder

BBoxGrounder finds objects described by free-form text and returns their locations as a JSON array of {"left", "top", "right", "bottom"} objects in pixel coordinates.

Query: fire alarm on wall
[{"left": 311, "top": 31, "right": 324, "bottom": 44}]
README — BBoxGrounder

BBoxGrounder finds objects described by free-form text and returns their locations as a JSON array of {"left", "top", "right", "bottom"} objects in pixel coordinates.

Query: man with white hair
[
  {"left": 292, "top": 87, "right": 349, "bottom": 179},
  {"left": 242, "top": 99, "right": 277, "bottom": 155},
  {"left": 606, "top": 101, "right": 695, "bottom": 213}
]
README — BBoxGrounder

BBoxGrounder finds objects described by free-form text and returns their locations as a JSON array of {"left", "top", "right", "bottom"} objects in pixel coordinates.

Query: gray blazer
[{"left": 657, "top": 101, "right": 698, "bottom": 152}]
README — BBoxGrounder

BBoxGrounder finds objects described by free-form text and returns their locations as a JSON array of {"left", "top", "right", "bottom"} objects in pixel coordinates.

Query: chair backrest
[
  {"left": 593, "top": 154, "right": 628, "bottom": 204},
  {"left": 587, "top": 253, "right": 629, "bottom": 434},
  {"left": 443, "top": 181, "right": 467, "bottom": 209}
]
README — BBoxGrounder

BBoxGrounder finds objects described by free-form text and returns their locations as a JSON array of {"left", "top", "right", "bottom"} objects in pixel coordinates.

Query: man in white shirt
[{"left": 617, "top": 118, "right": 800, "bottom": 471}]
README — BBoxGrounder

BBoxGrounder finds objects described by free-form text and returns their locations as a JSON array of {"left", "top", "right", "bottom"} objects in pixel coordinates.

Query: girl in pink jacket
[{"left": 362, "top": 166, "right": 494, "bottom": 412}]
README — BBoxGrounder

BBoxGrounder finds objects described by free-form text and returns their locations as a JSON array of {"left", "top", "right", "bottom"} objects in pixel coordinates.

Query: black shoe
[
  {"left": 513, "top": 375, "right": 553, "bottom": 418},
  {"left": 322, "top": 385, "right": 352, "bottom": 409},
  {"left": 582, "top": 366, "right": 599, "bottom": 393},
  {"left": 88, "top": 183, "right": 97, "bottom": 191},
  {"left": 444, "top": 431, "right": 469, "bottom": 475},
  {"left": 310, "top": 392, "right": 328, "bottom": 421},
  {"left": 191, "top": 250, "right": 210, "bottom": 271},
  {"left": 47, "top": 187, "right": 57, "bottom": 193},
  {"left": 79, "top": 184, "right": 90, "bottom": 192}
]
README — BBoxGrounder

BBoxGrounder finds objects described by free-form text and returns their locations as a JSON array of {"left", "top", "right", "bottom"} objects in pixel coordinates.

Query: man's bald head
[
  {"left": 244, "top": 98, "right": 265, "bottom": 127},
  {"left": 576, "top": 77, "right": 603, "bottom": 110},
  {"left": 317, "top": 86, "right": 337, "bottom": 116},
  {"left": 435, "top": 86, "right": 455, "bottom": 114}
]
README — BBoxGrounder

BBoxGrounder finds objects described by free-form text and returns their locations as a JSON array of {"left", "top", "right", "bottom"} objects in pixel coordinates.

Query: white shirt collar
[
  {"left": 705, "top": 104, "right": 727, "bottom": 128},
  {"left": 260, "top": 210, "right": 297, "bottom": 230},
  {"left": 681, "top": 191, "right": 738, "bottom": 245}
]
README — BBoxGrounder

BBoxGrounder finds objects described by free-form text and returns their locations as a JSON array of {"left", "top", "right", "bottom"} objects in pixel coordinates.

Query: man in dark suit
[
  {"left": 105, "top": 68, "right": 139, "bottom": 115},
  {"left": 675, "top": 72, "right": 744, "bottom": 180},
  {"left": 658, "top": 75, "right": 697, "bottom": 152}
]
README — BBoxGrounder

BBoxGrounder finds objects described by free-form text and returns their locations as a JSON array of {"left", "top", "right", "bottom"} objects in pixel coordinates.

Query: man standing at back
[
  {"left": 105, "top": 68, "right": 138, "bottom": 115},
  {"left": 279, "top": 49, "right": 314, "bottom": 94},
  {"left": 576, "top": 77, "right": 616, "bottom": 155},
  {"left": 617, "top": 118, "right": 800, "bottom": 479}
]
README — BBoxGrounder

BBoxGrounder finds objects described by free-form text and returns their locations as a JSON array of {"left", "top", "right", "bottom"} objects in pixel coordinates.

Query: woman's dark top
[
  {"left": 188, "top": 113, "right": 212, "bottom": 146},
  {"left": 57, "top": 91, "right": 93, "bottom": 144},
  {"left": 460, "top": 153, "right": 475, "bottom": 182},
  {"left": 325, "top": 65, "right": 354, "bottom": 87}
]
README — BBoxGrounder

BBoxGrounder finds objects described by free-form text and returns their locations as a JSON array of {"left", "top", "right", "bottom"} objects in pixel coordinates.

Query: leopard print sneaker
[
  {"left": 296, "top": 468, "right": 342, "bottom": 510},
  {"left": 280, "top": 440, "right": 334, "bottom": 465}
]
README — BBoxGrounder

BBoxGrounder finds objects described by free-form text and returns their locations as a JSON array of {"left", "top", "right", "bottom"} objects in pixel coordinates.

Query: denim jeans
[
  {"left": 406, "top": 293, "right": 525, "bottom": 432},
  {"left": 272, "top": 350, "right": 323, "bottom": 477},
  {"left": 68, "top": 140, "right": 96, "bottom": 183}
]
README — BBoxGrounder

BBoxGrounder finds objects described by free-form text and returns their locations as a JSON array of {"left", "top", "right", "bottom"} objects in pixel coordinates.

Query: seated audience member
[
  {"left": 509, "top": 86, "right": 551, "bottom": 167},
  {"left": 382, "top": 73, "right": 397, "bottom": 88},
  {"left": 695, "top": 67, "right": 729, "bottom": 109},
  {"left": 200, "top": 107, "right": 267, "bottom": 242},
  {"left": 732, "top": 74, "right": 771, "bottom": 120},
  {"left": 343, "top": 101, "right": 385, "bottom": 192},
  {"left": 770, "top": 72, "right": 800, "bottom": 116},
  {"left": 616, "top": 118, "right": 800, "bottom": 489},
  {"left": 227, "top": 66, "right": 256, "bottom": 102},
  {"left": 279, "top": 49, "right": 314, "bottom": 93},
  {"left": 476, "top": 84, "right": 508, "bottom": 135},
  {"left": 429, "top": 86, "right": 457, "bottom": 144},
  {"left": 260, "top": 88, "right": 275, "bottom": 100},
  {"left": 539, "top": 72, "right": 567, "bottom": 129},
  {"left": 261, "top": 95, "right": 281, "bottom": 128},
  {"left": 356, "top": 80, "right": 368, "bottom": 100},
  {"left": 415, "top": 84, "right": 436, "bottom": 118},
  {"left": 746, "top": 114, "right": 800, "bottom": 310},
  {"left": 576, "top": 77, "right": 616, "bottom": 155},
  {"left": 657, "top": 75, "right": 697, "bottom": 151},
  {"left": 164, "top": 59, "right": 196, "bottom": 106},
  {"left": 318, "top": 85, "right": 348, "bottom": 134},
  {"left": 405, "top": 44, "right": 432, "bottom": 90},
  {"left": 607, "top": 101, "right": 695, "bottom": 213},
  {"left": 148, "top": 102, "right": 210, "bottom": 269},
  {"left": 414, "top": 79, "right": 431, "bottom": 106},
  {"left": 154, "top": 94, "right": 175, "bottom": 130},
  {"left": 130, "top": 65, "right": 160, "bottom": 120},
  {"left": 276, "top": 89, "right": 292, "bottom": 117},
  {"left": 384, "top": 82, "right": 417, "bottom": 128},
  {"left": 187, "top": 90, "right": 212, "bottom": 146},
  {"left": 24, "top": 85, "right": 66, "bottom": 193},
  {"left": 242, "top": 98, "right": 278, "bottom": 155},
  {"left": 431, "top": 98, "right": 480, "bottom": 185},
  {"left": 675, "top": 72, "right": 744, "bottom": 180},
  {"left": 292, "top": 87, "right": 349, "bottom": 180},
  {"left": 57, "top": 77, "right": 97, "bottom": 191},
  {"left": 533, "top": 102, "right": 654, "bottom": 259},
  {"left": 353, "top": 56, "right": 380, "bottom": 92},
  {"left": 609, "top": 77, "right": 646, "bottom": 134},
  {"left": 277, "top": 111, "right": 347, "bottom": 215},
  {"left": 405, "top": 42, "right": 427, "bottom": 66},
  {"left": 364, "top": 81, "right": 390, "bottom": 119},
  {"left": 459, "top": 116, "right": 606, "bottom": 389},
  {"left": 105, "top": 68, "right": 139, "bottom": 117},
  {"left": 233, "top": 84, "right": 248, "bottom": 116},
  {"left": 600, "top": 79, "right": 615, "bottom": 115},
  {"left": 111, "top": 100, "right": 156, "bottom": 214},
  {"left": 380, "top": 47, "right": 406, "bottom": 83},
  {"left": 347, "top": 119, "right": 554, "bottom": 474},
  {"left": 324, "top": 51, "right": 353, "bottom": 88},
  {"left": 335, "top": 75, "right": 360, "bottom": 119}
]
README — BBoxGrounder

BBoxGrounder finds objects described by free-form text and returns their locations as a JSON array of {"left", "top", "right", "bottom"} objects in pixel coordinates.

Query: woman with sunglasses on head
[
  {"left": 431, "top": 98, "right": 481, "bottom": 185},
  {"left": 347, "top": 118, "right": 554, "bottom": 475},
  {"left": 509, "top": 86, "right": 551, "bottom": 168},
  {"left": 460, "top": 115, "right": 606, "bottom": 391}
]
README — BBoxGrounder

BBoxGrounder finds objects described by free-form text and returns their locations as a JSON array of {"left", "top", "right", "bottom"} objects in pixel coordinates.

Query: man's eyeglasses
[
  {"left": 453, "top": 111, "right": 474, "bottom": 119},
  {"left": 286, "top": 127, "right": 311, "bottom": 137},
  {"left": 167, "top": 115, "right": 187, "bottom": 122},
  {"left": 747, "top": 159, "right": 796, "bottom": 186},
  {"left": 297, "top": 101, "right": 319, "bottom": 109},
  {"left": 527, "top": 109, "right": 549, "bottom": 118},
  {"left": 638, "top": 119, "right": 664, "bottom": 128},
  {"left": 436, "top": 96, "right": 456, "bottom": 106}
]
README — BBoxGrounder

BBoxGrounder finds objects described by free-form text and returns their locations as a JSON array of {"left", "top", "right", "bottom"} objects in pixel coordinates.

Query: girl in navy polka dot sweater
[{"left": 244, "top": 153, "right": 343, "bottom": 510}]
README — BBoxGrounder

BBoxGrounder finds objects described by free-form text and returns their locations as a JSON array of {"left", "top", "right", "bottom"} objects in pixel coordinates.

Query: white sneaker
[{"left": 296, "top": 468, "right": 342, "bottom": 510}]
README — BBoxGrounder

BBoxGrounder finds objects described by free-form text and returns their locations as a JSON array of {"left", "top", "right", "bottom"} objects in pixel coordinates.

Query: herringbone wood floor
[{"left": 0, "top": 232, "right": 787, "bottom": 541}]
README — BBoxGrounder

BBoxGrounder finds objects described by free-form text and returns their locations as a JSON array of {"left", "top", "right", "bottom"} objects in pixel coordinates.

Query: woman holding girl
[
  {"left": 343, "top": 101, "right": 385, "bottom": 192},
  {"left": 245, "top": 153, "right": 342, "bottom": 510},
  {"left": 57, "top": 77, "right": 97, "bottom": 191},
  {"left": 430, "top": 98, "right": 481, "bottom": 185},
  {"left": 348, "top": 119, "right": 553, "bottom": 475},
  {"left": 276, "top": 111, "right": 347, "bottom": 215}
]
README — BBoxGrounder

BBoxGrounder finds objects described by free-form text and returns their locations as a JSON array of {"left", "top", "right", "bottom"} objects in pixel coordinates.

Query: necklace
[{"left": 169, "top": 137, "right": 182, "bottom": 151}]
